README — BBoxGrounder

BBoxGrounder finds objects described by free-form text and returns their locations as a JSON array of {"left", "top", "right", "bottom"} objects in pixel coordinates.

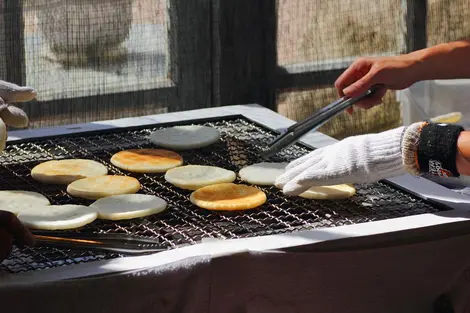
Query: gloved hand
[
  {"left": 0, "top": 80, "right": 36, "bottom": 151},
  {"left": 275, "top": 126, "right": 409, "bottom": 196}
]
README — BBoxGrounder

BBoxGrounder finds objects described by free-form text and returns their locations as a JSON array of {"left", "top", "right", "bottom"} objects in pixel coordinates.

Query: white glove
[{"left": 275, "top": 126, "right": 408, "bottom": 196}]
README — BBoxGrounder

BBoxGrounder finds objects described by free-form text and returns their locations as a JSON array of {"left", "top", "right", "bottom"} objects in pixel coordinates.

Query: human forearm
[
  {"left": 456, "top": 131, "right": 470, "bottom": 176},
  {"left": 406, "top": 40, "right": 470, "bottom": 82}
]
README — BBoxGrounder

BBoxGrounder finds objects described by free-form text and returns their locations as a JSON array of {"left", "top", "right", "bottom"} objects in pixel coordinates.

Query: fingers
[
  {"left": 0, "top": 118, "right": 7, "bottom": 152},
  {"left": 353, "top": 87, "right": 388, "bottom": 110},
  {"left": 335, "top": 57, "right": 389, "bottom": 112},
  {"left": 279, "top": 163, "right": 354, "bottom": 196},
  {"left": 336, "top": 61, "right": 388, "bottom": 112},
  {"left": 279, "top": 166, "right": 334, "bottom": 196},
  {"left": 275, "top": 154, "right": 324, "bottom": 190},
  {"left": 0, "top": 98, "right": 7, "bottom": 112},
  {"left": 0, "top": 211, "right": 35, "bottom": 246},
  {"left": 282, "top": 175, "right": 353, "bottom": 196},
  {"left": 0, "top": 80, "right": 37, "bottom": 103},
  {"left": 335, "top": 58, "right": 372, "bottom": 97},
  {"left": 0, "top": 105, "right": 29, "bottom": 128},
  {"left": 0, "top": 96, "right": 30, "bottom": 129},
  {"left": 13, "top": 87, "right": 37, "bottom": 103},
  {"left": 342, "top": 70, "right": 379, "bottom": 98},
  {"left": 281, "top": 181, "right": 312, "bottom": 197},
  {"left": 0, "top": 228, "right": 13, "bottom": 262}
]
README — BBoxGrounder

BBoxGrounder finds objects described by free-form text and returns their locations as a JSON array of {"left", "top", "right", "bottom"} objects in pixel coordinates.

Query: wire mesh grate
[{"left": 0, "top": 116, "right": 445, "bottom": 273}]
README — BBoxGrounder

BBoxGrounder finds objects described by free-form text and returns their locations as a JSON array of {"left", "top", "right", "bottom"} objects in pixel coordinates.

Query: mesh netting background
[
  {"left": 21, "top": 0, "right": 169, "bottom": 127},
  {"left": 2, "top": 0, "right": 470, "bottom": 136},
  {"left": 25, "top": 0, "right": 168, "bottom": 96}
]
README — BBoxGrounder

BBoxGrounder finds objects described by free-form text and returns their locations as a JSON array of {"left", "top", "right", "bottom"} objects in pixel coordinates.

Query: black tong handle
[
  {"left": 261, "top": 85, "right": 382, "bottom": 159},
  {"left": 31, "top": 231, "right": 168, "bottom": 255}
]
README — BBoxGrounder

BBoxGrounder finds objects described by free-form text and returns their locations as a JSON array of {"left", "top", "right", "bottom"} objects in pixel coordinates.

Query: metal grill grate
[{"left": 0, "top": 116, "right": 445, "bottom": 273}]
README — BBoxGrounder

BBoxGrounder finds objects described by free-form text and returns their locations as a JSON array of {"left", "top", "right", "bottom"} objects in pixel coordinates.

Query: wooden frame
[
  {"left": 404, "top": 0, "right": 427, "bottom": 52},
  {"left": 211, "top": 0, "right": 278, "bottom": 111},
  {"left": 4, "top": 0, "right": 26, "bottom": 85},
  {"left": 168, "top": 0, "right": 212, "bottom": 111}
]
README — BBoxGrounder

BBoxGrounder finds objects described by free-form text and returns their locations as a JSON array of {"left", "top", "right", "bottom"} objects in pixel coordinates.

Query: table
[{"left": 2, "top": 104, "right": 470, "bottom": 313}]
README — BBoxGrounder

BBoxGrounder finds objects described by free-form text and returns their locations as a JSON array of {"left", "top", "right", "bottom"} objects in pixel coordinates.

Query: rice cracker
[
  {"left": 90, "top": 194, "right": 167, "bottom": 221},
  {"left": 0, "top": 190, "right": 50, "bottom": 215},
  {"left": 149, "top": 125, "right": 220, "bottom": 150},
  {"left": 17, "top": 204, "right": 97, "bottom": 230},
  {"left": 67, "top": 175, "right": 141, "bottom": 200},
  {"left": 165, "top": 165, "right": 236, "bottom": 190},
  {"left": 190, "top": 183, "right": 267, "bottom": 211},
  {"left": 239, "top": 162, "right": 288, "bottom": 186},
  {"left": 299, "top": 184, "right": 356, "bottom": 200},
  {"left": 111, "top": 149, "right": 183, "bottom": 173},
  {"left": 31, "top": 159, "right": 108, "bottom": 184}
]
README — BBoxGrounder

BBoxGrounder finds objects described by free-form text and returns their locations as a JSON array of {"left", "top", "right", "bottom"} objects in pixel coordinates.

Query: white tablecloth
[{"left": 3, "top": 231, "right": 470, "bottom": 313}]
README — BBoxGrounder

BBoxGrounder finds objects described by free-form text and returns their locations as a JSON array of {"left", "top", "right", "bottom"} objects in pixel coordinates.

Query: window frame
[{"left": 2, "top": 0, "right": 427, "bottom": 125}]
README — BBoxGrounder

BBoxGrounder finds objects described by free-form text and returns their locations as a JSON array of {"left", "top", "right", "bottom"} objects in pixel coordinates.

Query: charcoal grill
[{"left": 0, "top": 105, "right": 467, "bottom": 280}]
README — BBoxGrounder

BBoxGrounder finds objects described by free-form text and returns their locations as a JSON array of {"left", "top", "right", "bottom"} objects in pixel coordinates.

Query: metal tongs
[
  {"left": 32, "top": 231, "right": 168, "bottom": 255},
  {"left": 261, "top": 85, "right": 382, "bottom": 159}
]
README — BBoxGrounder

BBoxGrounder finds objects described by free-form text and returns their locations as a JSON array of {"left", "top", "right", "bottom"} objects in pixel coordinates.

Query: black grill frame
[{"left": 0, "top": 115, "right": 448, "bottom": 274}]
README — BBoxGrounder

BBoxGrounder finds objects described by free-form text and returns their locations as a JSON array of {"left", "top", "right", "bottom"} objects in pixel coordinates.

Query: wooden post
[
  {"left": 168, "top": 0, "right": 213, "bottom": 112},
  {"left": 404, "top": 0, "right": 427, "bottom": 52},
  {"left": 4, "top": 0, "right": 25, "bottom": 85},
  {"left": 212, "top": 0, "right": 277, "bottom": 111}
]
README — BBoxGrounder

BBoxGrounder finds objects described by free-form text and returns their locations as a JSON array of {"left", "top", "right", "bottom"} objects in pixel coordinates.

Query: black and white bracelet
[
  {"left": 417, "top": 122, "right": 464, "bottom": 178},
  {"left": 401, "top": 121, "right": 464, "bottom": 178}
]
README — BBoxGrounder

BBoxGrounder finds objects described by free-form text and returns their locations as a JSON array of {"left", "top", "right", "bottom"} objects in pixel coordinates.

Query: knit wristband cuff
[
  {"left": 401, "top": 122, "right": 427, "bottom": 176},
  {"left": 417, "top": 123, "right": 464, "bottom": 177}
]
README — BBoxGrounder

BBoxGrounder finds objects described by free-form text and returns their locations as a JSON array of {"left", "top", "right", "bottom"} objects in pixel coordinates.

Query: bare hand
[
  {"left": 0, "top": 211, "right": 35, "bottom": 262},
  {"left": 335, "top": 56, "right": 420, "bottom": 112}
]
